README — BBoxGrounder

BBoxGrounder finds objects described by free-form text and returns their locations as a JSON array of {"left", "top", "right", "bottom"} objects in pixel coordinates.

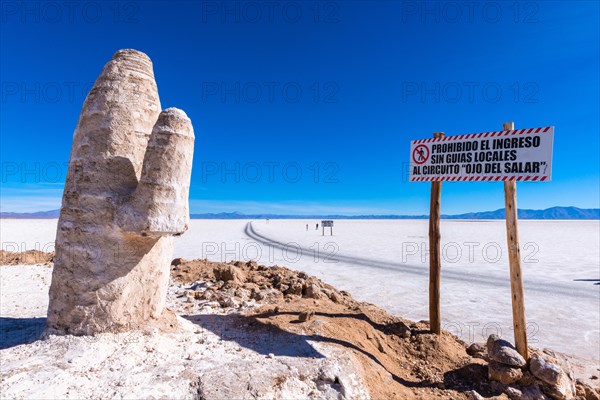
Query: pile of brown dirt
[
  {"left": 251, "top": 301, "right": 500, "bottom": 399},
  {"left": 0, "top": 250, "right": 54, "bottom": 265},
  {"left": 171, "top": 258, "right": 355, "bottom": 309},
  {"left": 170, "top": 259, "right": 517, "bottom": 399}
]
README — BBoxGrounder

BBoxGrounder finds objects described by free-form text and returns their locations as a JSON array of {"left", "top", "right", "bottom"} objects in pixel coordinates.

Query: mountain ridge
[{"left": 1, "top": 206, "right": 598, "bottom": 220}]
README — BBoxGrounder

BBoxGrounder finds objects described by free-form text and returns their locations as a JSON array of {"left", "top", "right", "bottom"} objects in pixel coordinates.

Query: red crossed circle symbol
[{"left": 412, "top": 144, "right": 430, "bottom": 165}]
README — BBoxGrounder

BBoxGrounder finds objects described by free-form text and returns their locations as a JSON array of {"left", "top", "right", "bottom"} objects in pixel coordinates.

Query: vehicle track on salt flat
[{"left": 244, "top": 222, "right": 598, "bottom": 300}]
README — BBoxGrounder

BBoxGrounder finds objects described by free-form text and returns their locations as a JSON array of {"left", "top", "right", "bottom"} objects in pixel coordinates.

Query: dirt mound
[
  {"left": 169, "top": 260, "right": 487, "bottom": 398},
  {"left": 0, "top": 250, "right": 53, "bottom": 265},
  {"left": 171, "top": 258, "right": 354, "bottom": 309}
]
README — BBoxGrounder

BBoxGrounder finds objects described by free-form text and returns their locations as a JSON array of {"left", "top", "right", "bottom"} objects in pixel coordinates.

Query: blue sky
[{"left": 1, "top": 1, "right": 598, "bottom": 215}]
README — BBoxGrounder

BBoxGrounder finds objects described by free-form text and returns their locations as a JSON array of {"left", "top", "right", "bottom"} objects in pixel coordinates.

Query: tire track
[{"left": 244, "top": 222, "right": 597, "bottom": 300}]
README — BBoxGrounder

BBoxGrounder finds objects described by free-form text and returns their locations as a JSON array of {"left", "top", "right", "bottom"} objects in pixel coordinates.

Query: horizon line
[{"left": 1, "top": 205, "right": 598, "bottom": 220}]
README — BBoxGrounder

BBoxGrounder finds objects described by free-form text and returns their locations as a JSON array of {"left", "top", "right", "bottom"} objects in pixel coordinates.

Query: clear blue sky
[{"left": 1, "top": 1, "right": 598, "bottom": 215}]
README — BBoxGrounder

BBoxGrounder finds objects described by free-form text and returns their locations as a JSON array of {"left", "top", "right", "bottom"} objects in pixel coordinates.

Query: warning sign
[
  {"left": 409, "top": 127, "right": 554, "bottom": 182},
  {"left": 413, "top": 145, "right": 430, "bottom": 164}
]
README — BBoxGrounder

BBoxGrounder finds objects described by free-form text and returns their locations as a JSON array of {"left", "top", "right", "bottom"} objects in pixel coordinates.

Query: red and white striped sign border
[
  {"left": 410, "top": 175, "right": 548, "bottom": 182},
  {"left": 411, "top": 126, "right": 552, "bottom": 145}
]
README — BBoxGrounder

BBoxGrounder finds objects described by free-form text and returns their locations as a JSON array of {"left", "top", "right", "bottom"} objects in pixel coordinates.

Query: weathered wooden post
[
  {"left": 410, "top": 123, "right": 552, "bottom": 347},
  {"left": 429, "top": 131, "right": 444, "bottom": 334},
  {"left": 502, "top": 121, "right": 529, "bottom": 360}
]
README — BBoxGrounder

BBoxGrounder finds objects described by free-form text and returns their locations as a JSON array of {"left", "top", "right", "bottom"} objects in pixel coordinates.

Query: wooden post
[
  {"left": 429, "top": 131, "right": 444, "bottom": 334},
  {"left": 503, "top": 121, "right": 529, "bottom": 360}
]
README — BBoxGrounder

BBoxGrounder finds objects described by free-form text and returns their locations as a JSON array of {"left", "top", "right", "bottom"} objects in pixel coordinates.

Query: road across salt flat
[{"left": 244, "top": 222, "right": 597, "bottom": 300}]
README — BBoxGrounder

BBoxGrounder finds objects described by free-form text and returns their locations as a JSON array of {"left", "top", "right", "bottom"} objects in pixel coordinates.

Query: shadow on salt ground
[
  {"left": 183, "top": 313, "right": 324, "bottom": 358},
  {"left": 184, "top": 313, "right": 440, "bottom": 390},
  {"left": 0, "top": 317, "right": 46, "bottom": 349}
]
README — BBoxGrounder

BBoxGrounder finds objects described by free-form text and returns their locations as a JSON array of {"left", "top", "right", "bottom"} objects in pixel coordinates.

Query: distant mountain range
[
  {"left": 1, "top": 207, "right": 598, "bottom": 220},
  {"left": 0, "top": 210, "right": 62, "bottom": 219}
]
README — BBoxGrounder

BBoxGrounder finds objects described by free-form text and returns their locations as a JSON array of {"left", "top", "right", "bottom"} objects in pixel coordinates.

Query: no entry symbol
[{"left": 413, "top": 144, "right": 430, "bottom": 164}]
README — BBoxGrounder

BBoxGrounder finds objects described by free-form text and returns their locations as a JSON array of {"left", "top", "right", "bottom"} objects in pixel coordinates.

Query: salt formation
[{"left": 47, "top": 49, "right": 194, "bottom": 335}]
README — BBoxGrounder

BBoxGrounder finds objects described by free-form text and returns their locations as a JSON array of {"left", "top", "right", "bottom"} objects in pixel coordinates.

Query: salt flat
[{"left": 1, "top": 218, "right": 598, "bottom": 368}]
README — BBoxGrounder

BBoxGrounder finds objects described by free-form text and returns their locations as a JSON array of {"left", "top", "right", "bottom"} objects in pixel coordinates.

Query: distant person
[
  {"left": 316, "top": 223, "right": 319, "bottom": 230},
  {"left": 306, "top": 224, "right": 308, "bottom": 231}
]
